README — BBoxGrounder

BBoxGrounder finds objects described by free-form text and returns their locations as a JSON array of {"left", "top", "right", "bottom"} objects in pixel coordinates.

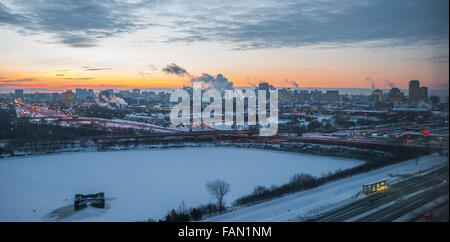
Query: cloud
[
  {"left": 365, "top": 76, "right": 376, "bottom": 89},
  {"left": 58, "top": 84, "right": 127, "bottom": 89},
  {"left": 82, "top": 66, "right": 112, "bottom": 71},
  {"left": 0, "top": 78, "right": 36, "bottom": 83},
  {"left": 148, "top": 64, "right": 158, "bottom": 71},
  {"left": 385, "top": 80, "right": 396, "bottom": 89},
  {"left": 137, "top": 64, "right": 158, "bottom": 77},
  {"left": 97, "top": 94, "right": 128, "bottom": 108},
  {"left": 0, "top": 83, "right": 24, "bottom": 88},
  {"left": 137, "top": 70, "right": 151, "bottom": 77},
  {"left": 405, "top": 55, "right": 450, "bottom": 64},
  {"left": 162, "top": 63, "right": 189, "bottom": 77},
  {"left": 161, "top": 62, "right": 234, "bottom": 91},
  {"left": 425, "top": 55, "right": 449, "bottom": 63},
  {"left": 0, "top": 0, "right": 143, "bottom": 47},
  {"left": 191, "top": 73, "right": 233, "bottom": 91},
  {"left": 0, "top": 2, "right": 27, "bottom": 25},
  {"left": 84, "top": 68, "right": 112, "bottom": 71},
  {"left": 162, "top": 0, "right": 449, "bottom": 50},
  {"left": 0, "top": 0, "right": 448, "bottom": 49},
  {"left": 62, "top": 77, "right": 95, "bottom": 80},
  {"left": 247, "top": 81, "right": 256, "bottom": 88},
  {"left": 283, "top": 78, "right": 299, "bottom": 88},
  {"left": 0, "top": 83, "right": 47, "bottom": 88}
]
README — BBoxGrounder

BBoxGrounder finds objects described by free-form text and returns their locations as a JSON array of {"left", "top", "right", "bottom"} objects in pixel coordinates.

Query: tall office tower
[
  {"left": 409, "top": 80, "right": 428, "bottom": 103},
  {"left": 14, "top": 89, "right": 24, "bottom": 98},
  {"left": 388, "top": 88, "right": 405, "bottom": 104}
]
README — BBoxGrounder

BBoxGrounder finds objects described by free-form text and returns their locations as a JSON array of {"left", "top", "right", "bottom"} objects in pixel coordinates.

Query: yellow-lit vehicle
[{"left": 362, "top": 179, "right": 389, "bottom": 195}]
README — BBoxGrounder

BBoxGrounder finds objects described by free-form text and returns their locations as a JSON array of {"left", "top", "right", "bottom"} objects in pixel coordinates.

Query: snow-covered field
[
  {"left": 203, "top": 153, "right": 448, "bottom": 222},
  {"left": 0, "top": 147, "right": 363, "bottom": 222}
]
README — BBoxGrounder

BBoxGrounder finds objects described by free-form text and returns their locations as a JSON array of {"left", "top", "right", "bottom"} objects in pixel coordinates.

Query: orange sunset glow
[
  {"left": 0, "top": 0, "right": 449, "bottom": 225},
  {"left": 0, "top": 0, "right": 448, "bottom": 93}
]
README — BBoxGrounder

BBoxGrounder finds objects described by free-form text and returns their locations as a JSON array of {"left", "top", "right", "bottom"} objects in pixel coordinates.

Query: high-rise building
[
  {"left": 258, "top": 82, "right": 275, "bottom": 100},
  {"left": 321, "top": 90, "right": 339, "bottom": 101},
  {"left": 75, "top": 88, "right": 89, "bottom": 101},
  {"left": 132, "top": 88, "right": 141, "bottom": 96},
  {"left": 62, "top": 90, "right": 75, "bottom": 105},
  {"left": 105, "top": 89, "right": 114, "bottom": 96},
  {"left": 409, "top": 80, "right": 427, "bottom": 103},
  {"left": 388, "top": 88, "right": 405, "bottom": 104},
  {"left": 258, "top": 82, "right": 274, "bottom": 91},
  {"left": 52, "top": 93, "right": 60, "bottom": 101},
  {"left": 14, "top": 89, "right": 24, "bottom": 98},
  {"left": 371, "top": 89, "right": 383, "bottom": 102}
]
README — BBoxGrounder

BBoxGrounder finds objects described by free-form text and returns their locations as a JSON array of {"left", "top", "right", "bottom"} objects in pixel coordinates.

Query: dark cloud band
[
  {"left": 0, "top": 0, "right": 448, "bottom": 49},
  {"left": 162, "top": 63, "right": 189, "bottom": 77}
]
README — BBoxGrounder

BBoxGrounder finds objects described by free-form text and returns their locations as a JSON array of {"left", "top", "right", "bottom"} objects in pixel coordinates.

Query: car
[
  {"left": 74, "top": 193, "right": 105, "bottom": 210},
  {"left": 423, "top": 212, "right": 433, "bottom": 219}
]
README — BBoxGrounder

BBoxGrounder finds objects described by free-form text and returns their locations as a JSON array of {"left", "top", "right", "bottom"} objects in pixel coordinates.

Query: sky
[{"left": 0, "top": 0, "right": 448, "bottom": 93}]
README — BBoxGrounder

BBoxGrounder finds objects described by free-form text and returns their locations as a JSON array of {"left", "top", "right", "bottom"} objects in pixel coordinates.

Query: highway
[
  {"left": 10, "top": 101, "right": 446, "bottom": 153},
  {"left": 308, "top": 166, "right": 449, "bottom": 222}
]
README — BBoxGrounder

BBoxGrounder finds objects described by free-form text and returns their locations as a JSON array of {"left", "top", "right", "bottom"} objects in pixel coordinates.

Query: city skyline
[
  {"left": 0, "top": 0, "right": 448, "bottom": 225},
  {"left": 0, "top": 0, "right": 449, "bottom": 93}
]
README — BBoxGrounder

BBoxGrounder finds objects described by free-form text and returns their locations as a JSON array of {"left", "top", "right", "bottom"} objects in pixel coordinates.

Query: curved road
[{"left": 308, "top": 166, "right": 449, "bottom": 222}]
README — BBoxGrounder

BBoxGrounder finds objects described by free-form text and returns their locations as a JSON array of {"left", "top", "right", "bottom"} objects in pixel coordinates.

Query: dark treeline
[
  {"left": 74, "top": 105, "right": 128, "bottom": 119},
  {"left": 156, "top": 148, "right": 439, "bottom": 222},
  {"left": 162, "top": 202, "right": 223, "bottom": 222},
  {"left": 0, "top": 107, "right": 108, "bottom": 141},
  {"left": 233, "top": 149, "right": 433, "bottom": 206}
]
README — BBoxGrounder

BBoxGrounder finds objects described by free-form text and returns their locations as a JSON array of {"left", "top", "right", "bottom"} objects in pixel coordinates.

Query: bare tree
[{"left": 206, "top": 179, "right": 231, "bottom": 210}]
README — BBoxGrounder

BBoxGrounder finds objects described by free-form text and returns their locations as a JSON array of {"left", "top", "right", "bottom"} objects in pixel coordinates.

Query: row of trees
[
  {"left": 234, "top": 148, "right": 429, "bottom": 206},
  {"left": 156, "top": 144, "right": 431, "bottom": 222},
  {"left": 0, "top": 107, "right": 108, "bottom": 141},
  {"left": 163, "top": 179, "right": 231, "bottom": 222},
  {"left": 74, "top": 105, "right": 127, "bottom": 119}
]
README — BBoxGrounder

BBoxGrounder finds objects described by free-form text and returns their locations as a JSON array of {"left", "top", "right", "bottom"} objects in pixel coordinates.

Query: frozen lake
[{"left": 0, "top": 147, "right": 364, "bottom": 221}]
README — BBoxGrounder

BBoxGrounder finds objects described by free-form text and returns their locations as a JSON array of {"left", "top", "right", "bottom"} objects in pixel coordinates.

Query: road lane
[{"left": 309, "top": 166, "right": 448, "bottom": 222}]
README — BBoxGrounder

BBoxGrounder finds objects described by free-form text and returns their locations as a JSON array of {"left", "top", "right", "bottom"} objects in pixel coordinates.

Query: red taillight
[{"left": 423, "top": 130, "right": 430, "bottom": 134}]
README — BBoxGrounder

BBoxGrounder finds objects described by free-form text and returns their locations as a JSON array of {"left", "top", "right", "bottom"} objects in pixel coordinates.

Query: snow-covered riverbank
[
  {"left": 0, "top": 147, "right": 364, "bottom": 221},
  {"left": 203, "top": 152, "right": 448, "bottom": 222}
]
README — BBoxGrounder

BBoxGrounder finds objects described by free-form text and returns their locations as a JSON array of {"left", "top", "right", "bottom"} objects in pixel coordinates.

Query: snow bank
[
  {"left": 203, "top": 153, "right": 448, "bottom": 222},
  {"left": 0, "top": 147, "right": 363, "bottom": 221}
]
